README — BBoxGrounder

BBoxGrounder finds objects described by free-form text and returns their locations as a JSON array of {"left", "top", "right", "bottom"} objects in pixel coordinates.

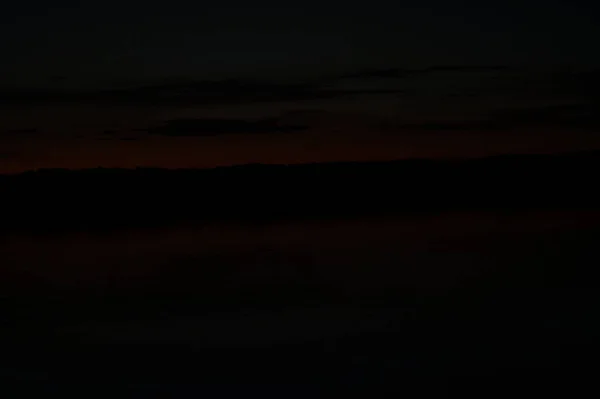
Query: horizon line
[{"left": 2, "top": 149, "right": 599, "bottom": 177}]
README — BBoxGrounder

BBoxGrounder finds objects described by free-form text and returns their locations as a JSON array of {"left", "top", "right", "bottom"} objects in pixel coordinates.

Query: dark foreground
[{"left": 1, "top": 210, "right": 599, "bottom": 397}]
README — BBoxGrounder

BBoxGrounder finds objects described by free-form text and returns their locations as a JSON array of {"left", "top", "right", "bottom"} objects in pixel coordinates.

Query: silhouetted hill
[
  {"left": 1, "top": 150, "right": 599, "bottom": 232},
  {"left": 2, "top": 152, "right": 600, "bottom": 393}
]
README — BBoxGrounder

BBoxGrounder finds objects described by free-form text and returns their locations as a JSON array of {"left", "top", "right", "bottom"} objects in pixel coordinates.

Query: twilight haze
[
  {"left": 1, "top": 0, "right": 599, "bottom": 173},
  {"left": 3, "top": 1, "right": 600, "bottom": 393}
]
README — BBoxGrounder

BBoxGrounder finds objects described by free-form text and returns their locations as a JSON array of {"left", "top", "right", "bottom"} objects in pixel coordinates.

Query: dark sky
[{"left": 1, "top": 0, "right": 600, "bottom": 172}]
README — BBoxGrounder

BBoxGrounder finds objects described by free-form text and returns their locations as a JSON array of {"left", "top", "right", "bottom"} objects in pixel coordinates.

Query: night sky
[{"left": 1, "top": 0, "right": 600, "bottom": 173}]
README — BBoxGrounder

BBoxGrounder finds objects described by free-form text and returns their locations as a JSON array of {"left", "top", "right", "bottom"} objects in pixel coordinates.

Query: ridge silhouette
[{"left": 1, "top": 150, "right": 599, "bottom": 233}]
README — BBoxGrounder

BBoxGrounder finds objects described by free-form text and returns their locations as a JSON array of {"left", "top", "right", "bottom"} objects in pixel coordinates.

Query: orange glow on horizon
[{"left": 2, "top": 127, "right": 600, "bottom": 174}]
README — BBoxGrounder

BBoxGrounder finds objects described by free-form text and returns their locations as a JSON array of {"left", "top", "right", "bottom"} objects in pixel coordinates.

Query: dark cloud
[
  {"left": 490, "top": 103, "right": 600, "bottom": 129},
  {"left": 337, "top": 68, "right": 414, "bottom": 80},
  {"left": 0, "top": 66, "right": 595, "bottom": 112},
  {"left": 332, "top": 65, "right": 508, "bottom": 81},
  {"left": 383, "top": 103, "right": 600, "bottom": 133},
  {"left": 475, "top": 68, "right": 600, "bottom": 101},
  {"left": 0, "top": 128, "right": 40, "bottom": 136},
  {"left": 335, "top": 66, "right": 600, "bottom": 105},
  {"left": 96, "top": 130, "right": 141, "bottom": 141},
  {"left": 279, "top": 109, "right": 329, "bottom": 118},
  {"left": 423, "top": 65, "right": 508, "bottom": 73},
  {"left": 277, "top": 109, "right": 331, "bottom": 124},
  {"left": 94, "top": 79, "right": 319, "bottom": 106},
  {"left": 143, "top": 117, "right": 310, "bottom": 137},
  {"left": 0, "top": 65, "right": 505, "bottom": 107},
  {"left": 385, "top": 121, "right": 499, "bottom": 132},
  {"left": 0, "top": 77, "right": 404, "bottom": 107}
]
